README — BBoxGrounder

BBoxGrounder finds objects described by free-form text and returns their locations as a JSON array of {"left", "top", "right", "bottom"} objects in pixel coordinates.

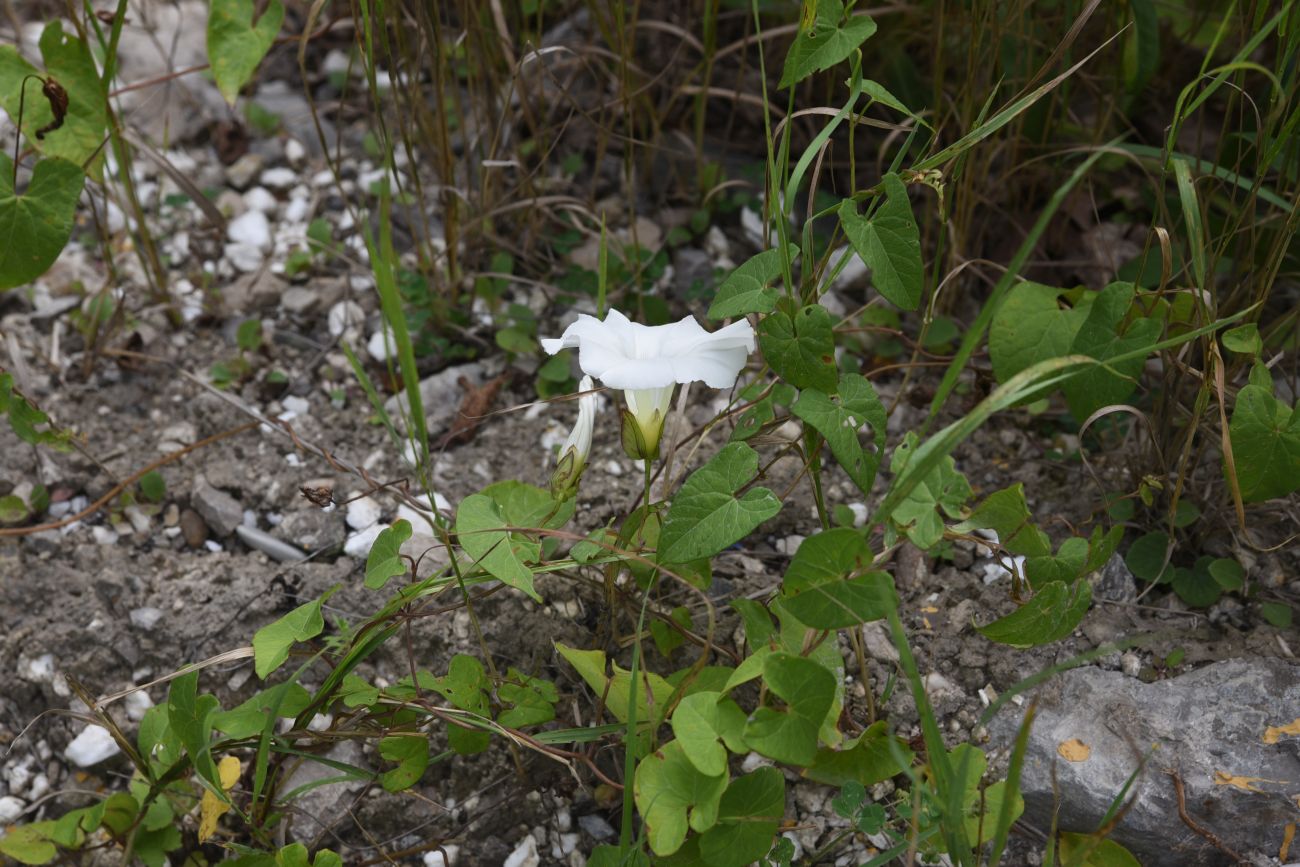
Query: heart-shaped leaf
[
  {"left": 0, "top": 154, "right": 83, "bottom": 290},
  {"left": 839, "top": 173, "right": 922, "bottom": 310},
  {"left": 659, "top": 443, "right": 781, "bottom": 563},
  {"left": 208, "top": 0, "right": 285, "bottom": 103},
  {"left": 633, "top": 740, "right": 727, "bottom": 855},
  {"left": 708, "top": 244, "right": 799, "bottom": 318},
  {"left": 758, "top": 302, "right": 838, "bottom": 392}
]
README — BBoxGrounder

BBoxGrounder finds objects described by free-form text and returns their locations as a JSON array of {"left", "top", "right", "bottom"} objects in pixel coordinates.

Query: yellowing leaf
[
  {"left": 198, "top": 755, "right": 241, "bottom": 842},
  {"left": 1263, "top": 718, "right": 1300, "bottom": 744},
  {"left": 1212, "top": 770, "right": 1272, "bottom": 793},
  {"left": 1056, "top": 738, "right": 1091, "bottom": 762}
]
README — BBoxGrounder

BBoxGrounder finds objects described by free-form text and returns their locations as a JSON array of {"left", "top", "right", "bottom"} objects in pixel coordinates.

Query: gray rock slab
[
  {"left": 280, "top": 739, "right": 365, "bottom": 838},
  {"left": 383, "top": 362, "right": 486, "bottom": 435},
  {"left": 191, "top": 476, "right": 243, "bottom": 538},
  {"left": 989, "top": 658, "right": 1300, "bottom": 866}
]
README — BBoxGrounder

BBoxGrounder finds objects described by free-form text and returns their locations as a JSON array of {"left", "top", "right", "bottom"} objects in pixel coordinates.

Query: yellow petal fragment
[
  {"left": 1280, "top": 823, "right": 1296, "bottom": 862},
  {"left": 1212, "top": 770, "right": 1272, "bottom": 793},
  {"left": 198, "top": 755, "right": 242, "bottom": 842},
  {"left": 1057, "top": 739, "right": 1091, "bottom": 762},
  {"left": 1263, "top": 718, "right": 1300, "bottom": 744}
]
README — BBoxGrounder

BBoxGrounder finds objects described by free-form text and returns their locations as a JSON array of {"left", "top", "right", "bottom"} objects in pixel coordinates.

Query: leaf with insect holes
[
  {"left": 792, "top": 373, "right": 886, "bottom": 495},
  {"left": 365, "top": 520, "right": 412, "bottom": 590},
  {"left": 379, "top": 735, "right": 429, "bottom": 792},
  {"left": 708, "top": 244, "right": 799, "bottom": 318},
  {"left": 0, "top": 21, "right": 107, "bottom": 178},
  {"left": 977, "top": 580, "right": 1091, "bottom": 647},
  {"left": 211, "top": 683, "right": 311, "bottom": 738},
  {"left": 989, "top": 282, "right": 1086, "bottom": 388},
  {"left": 1227, "top": 384, "right": 1300, "bottom": 502},
  {"left": 759, "top": 302, "right": 838, "bottom": 392},
  {"left": 208, "top": 0, "right": 285, "bottom": 103},
  {"left": 779, "top": 0, "right": 878, "bottom": 88},
  {"left": 658, "top": 444, "right": 781, "bottom": 563},
  {"left": 634, "top": 740, "right": 727, "bottom": 856},
  {"left": 0, "top": 154, "right": 83, "bottom": 291},
  {"left": 839, "top": 174, "right": 923, "bottom": 310}
]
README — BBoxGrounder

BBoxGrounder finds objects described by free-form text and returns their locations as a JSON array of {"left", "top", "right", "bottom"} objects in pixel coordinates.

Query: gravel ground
[{"left": 1, "top": 6, "right": 1297, "bottom": 866}]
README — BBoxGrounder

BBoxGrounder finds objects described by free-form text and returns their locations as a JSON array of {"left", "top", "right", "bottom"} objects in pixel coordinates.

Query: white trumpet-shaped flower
[
  {"left": 542, "top": 309, "right": 755, "bottom": 460},
  {"left": 551, "top": 376, "right": 596, "bottom": 499}
]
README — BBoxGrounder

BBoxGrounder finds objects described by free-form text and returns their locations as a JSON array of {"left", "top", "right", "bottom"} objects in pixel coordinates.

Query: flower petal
[{"left": 541, "top": 310, "right": 754, "bottom": 391}]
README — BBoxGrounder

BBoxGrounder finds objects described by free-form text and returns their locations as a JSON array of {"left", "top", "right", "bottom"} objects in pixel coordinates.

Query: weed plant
[{"left": 0, "top": 0, "right": 1296, "bottom": 865}]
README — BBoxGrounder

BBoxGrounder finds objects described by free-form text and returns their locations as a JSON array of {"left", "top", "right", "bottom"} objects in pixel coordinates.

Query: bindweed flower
[
  {"left": 551, "top": 376, "right": 596, "bottom": 499},
  {"left": 541, "top": 309, "right": 755, "bottom": 460}
]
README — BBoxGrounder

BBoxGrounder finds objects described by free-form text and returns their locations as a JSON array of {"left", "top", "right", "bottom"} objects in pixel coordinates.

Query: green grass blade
[
  {"left": 364, "top": 191, "right": 431, "bottom": 479},
  {"left": 913, "top": 35, "right": 1118, "bottom": 174}
]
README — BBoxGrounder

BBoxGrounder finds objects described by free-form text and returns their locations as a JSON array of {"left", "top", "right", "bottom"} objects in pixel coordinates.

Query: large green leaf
[
  {"left": 555, "top": 643, "right": 673, "bottom": 725},
  {"left": 251, "top": 594, "right": 326, "bottom": 678},
  {"left": 0, "top": 21, "right": 107, "bottom": 177},
  {"left": 208, "top": 0, "right": 285, "bottom": 103},
  {"left": 633, "top": 740, "right": 727, "bottom": 855},
  {"left": 427, "top": 655, "right": 491, "bottom": 755},
  {"left": 803, "top": 721, "right": 912, "bottom": 786},
  {"left": 659, "top": 444, "right": 781, "bottom": 563},
  {"left": 1058, "top": 833, "right": 1141, "bottom": 867},
  {"left": 708, "top": 245, "right": 799, "bottom": 319},
  {"left": 0, "top": 154, "right": 83, "bottom": 291},
  {"left": 671, "top": 691, "right": 748, "bottom": 777},
  {"left": 950, "top": 483, "right": 1051, "bottom": 557},
  {"left": 697, "top": 768, "right": 785, "bottom": 867},
  {"left": 167, "top": 672, "right": 219, "bottom": 788},
  {"left": 0, "top": 822, "right": 58, "bottom": 864},
  {"left": 990, "top": 282, "right": 1159, "bottom": 419},
  {"left": 839, "top": 173, "right": 923, "bottom": 310},
  {"left": 364, "top": 520, "right": 412, "bottom": 590},
  {"left": 758, "top": 302, "right": 838, "bottom": 392},
  {"left": 1228, "top": 384, "right": 1300, "bottom": 502},
  {"left": 792, "top": 374, "right": 886, "bottom": 494},
  {"left": 455, "top": 494, "right": 540, "bottom": 600},
  {"left": 1063, "top": 282, "right": 1161, "bottom": 419},
  {"left": 977, "top": 580, "right": 1091, "bottom": 647},
  {"left": 743, "top": 653, "right": 836, "bottom": 766},
  {"left": 779, "top": 0, "right": 878, "bottom": 88},
  {"left": 988, "top": 282, "right": 1086, "bottom": 386},
  {"left": 378, "top": 735, "right": 428, "bottom": 792},
  {"left": 211, "top": 683, "right": 310, "bottom": 737},
  {"left": 780, "top": 529, "right": 893, "bottom": 628}
]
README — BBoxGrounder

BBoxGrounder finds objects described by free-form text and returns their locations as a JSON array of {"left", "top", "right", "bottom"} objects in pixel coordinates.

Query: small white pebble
[
  {"left": 260, "top": 167, "right": 298, "bottom": 190},
  {"left": 0, "top": 795, "right": 25, "bottom": 824},
  {"left": 346, "top": 496, "right": 382, "bottom": 530},
  {"left": 344, "top": 523, "right": 388, "bottom": 558},
  {"left": 64, "top": 725, "right": 121, "bottom": 767}
]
